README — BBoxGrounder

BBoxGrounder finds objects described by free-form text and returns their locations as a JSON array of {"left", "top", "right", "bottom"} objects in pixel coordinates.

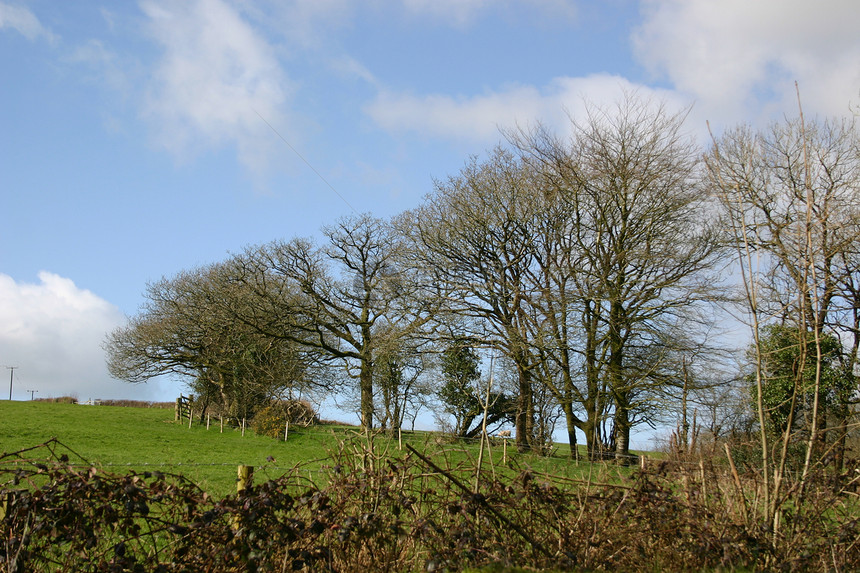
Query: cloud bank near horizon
[{"left": 0, "top": 272, "right": 181, "bottom": 402}]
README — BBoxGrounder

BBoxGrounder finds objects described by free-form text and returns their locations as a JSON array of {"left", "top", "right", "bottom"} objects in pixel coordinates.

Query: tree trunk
[
  {"left": 515, "top": 361, "right": 533, "bottom": 452},
  {"left": 560, "top": 402, "right": 581, "bottom": 460},
  {"left": 566, "top": 428, "right": 578, "bottom": 461},
  {"left": 608, "top": 297, "right": 631, "bottom": 464},
  {"left": 359, "top": 359, "right": 374, "bottom": 430},
  {"left": 583, "top": 423, "right": 601, "bottom": 460},
  {"left": 614, "top": 396, "right": 632, "bottom": 464}
]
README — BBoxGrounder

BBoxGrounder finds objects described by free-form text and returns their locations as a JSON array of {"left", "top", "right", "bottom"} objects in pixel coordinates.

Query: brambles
[{"left": 2, "top": 438, "right": 859, "bottom": 571}]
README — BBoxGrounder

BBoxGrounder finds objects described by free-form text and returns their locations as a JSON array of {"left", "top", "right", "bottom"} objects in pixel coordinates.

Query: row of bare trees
[{"left": 105, "top": 94, "right": 860, "bottom": 470}]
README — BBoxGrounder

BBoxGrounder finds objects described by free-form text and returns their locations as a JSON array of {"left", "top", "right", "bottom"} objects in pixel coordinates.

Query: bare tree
[
  {"left": 406, "top": 148, "right": 542, "bottom": 451},
  {"left": 512, "top": 95, "right": 723, "bottom": 461},
  {"left": 374, "top": 333, "right": 435, "bottom": 432},
  {"left": 231, "top": 213, "right": 435, "bottom": 430}
]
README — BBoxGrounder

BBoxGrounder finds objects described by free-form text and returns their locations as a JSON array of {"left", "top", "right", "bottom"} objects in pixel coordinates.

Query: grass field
[{"left": 0, "top": 400, "right": 624, "bottom": 497}]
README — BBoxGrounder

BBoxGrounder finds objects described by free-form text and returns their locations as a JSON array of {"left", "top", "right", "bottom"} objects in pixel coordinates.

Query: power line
[{"left": 253, "top": 109, "right": 357, "bottom": 214}]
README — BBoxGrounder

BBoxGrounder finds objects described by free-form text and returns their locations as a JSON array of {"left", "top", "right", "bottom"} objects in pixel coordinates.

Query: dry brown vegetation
[
  {"left": 32, "top": 397, "right": 174, "bottom": 409},
  {"left": 32, "top": 396, "right": 79, "bottom": 404},
  {"left": 2, "top": 437, "right": 859, "bottom": 572}
]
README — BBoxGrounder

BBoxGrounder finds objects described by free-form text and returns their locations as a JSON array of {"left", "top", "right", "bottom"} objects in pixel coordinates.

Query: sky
[{"left": 2, "top": 0, "right": 860, "bottom": 424}]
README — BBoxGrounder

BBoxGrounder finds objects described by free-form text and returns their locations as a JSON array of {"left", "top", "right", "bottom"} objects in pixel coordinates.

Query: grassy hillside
[
  {"left": 0, "top": 401, "right": 604, "bottom": 497},
  {"left": 1, "top": 401, "right": 355, "bottom": 496}
]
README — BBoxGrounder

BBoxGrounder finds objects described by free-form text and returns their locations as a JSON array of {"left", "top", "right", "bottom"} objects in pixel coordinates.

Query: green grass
[
  {"left": 0, "top": 400, "right": 634, "bottom": 497},
  {"left": 1, "top": 401, "right": 357, "bottom": 496}
]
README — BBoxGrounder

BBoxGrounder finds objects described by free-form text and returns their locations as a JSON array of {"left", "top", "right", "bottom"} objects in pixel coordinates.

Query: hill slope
[
  {"left": 1, "top": 401, "right": 593, "bottom": 497},
  {"left": 1, "top": 401, "right": 359, "bottom": 496}
]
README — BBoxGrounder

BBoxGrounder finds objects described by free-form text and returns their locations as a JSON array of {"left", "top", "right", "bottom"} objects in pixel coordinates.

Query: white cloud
[
  {"left": 400, "top": 0, "right": 492, "bottom": 27},
  {"left": 0, "top": 2, "right": 55, "bottom": 42},
  {"left": 140, "top": 0, "right": 291, "bottom": 172},
  {"left": 67, "top": 39, "right": 130, "bottom": 95},
  {"left": 633, "top": 0, "right": 860, "bottom": 126},
  {"left": 367, "top": 84, "right": 544, "bottom": 143},
  {"left": 267, "top": 0, "right": 354, "bottom": 48},
  {"left": 367, "top": 0, "right": 860, "bottom": 146},
  {"left": 329, "top": 55, "right": 379, "bottom": 87},
  {"left": 0, "top": 272, "right": 176, "bottom": 402},
  {"left": 365, "top": 73, "right": 691, "bottom": 145},
  {"left": 398, "top": 0, "right": 577, "bottom": 28}
]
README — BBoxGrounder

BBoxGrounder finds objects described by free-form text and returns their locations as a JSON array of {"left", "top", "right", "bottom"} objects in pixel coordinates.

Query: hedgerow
[{"left": 2, "top": 438, "right": 859, "bottom": 571}]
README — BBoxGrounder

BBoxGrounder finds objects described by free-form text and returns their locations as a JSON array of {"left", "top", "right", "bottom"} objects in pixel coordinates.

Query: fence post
[
  {"left": 0, "top": 492, "right": 10, "bottom": 521},
  {"left": 175, "top": 397, "right": 182, "bottom": 422},
  {"left": 237, "top": 465, "right": 253, "bottom": 493},
  {"left": 233, "top": 465, "right": 254, "bottom": 530}
]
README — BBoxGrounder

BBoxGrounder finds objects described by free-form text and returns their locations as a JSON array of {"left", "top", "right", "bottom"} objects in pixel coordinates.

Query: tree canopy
[{"left": 107, "top": 94, "right": 859, "bottom": 471}]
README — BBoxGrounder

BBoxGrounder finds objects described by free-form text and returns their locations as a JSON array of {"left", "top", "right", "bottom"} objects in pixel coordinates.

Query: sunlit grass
[{"left": 0, "top": 400, "right": 633, "bottom": 497}]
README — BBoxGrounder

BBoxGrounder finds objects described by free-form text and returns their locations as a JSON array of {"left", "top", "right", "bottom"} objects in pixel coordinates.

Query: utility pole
[
  {"left": 27, "top": 389, "right": 38, "bottom": 400},
  {"left": 7, "top": 366, "right": 18, "bottom": 400}
]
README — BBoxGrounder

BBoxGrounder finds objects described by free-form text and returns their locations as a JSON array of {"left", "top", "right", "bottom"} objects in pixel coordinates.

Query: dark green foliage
[
  {"left": 439, "top": 340, "right": 515, "bottom": 438},
  {"left": 374, "top": 346, "right": 421, "bottom": 431},
  {"left": 751, "top": 324, "right": 854, "bottom": 436},
  {"left": 377, "top": 351, "right": 405, "bottom": 430},
  {"left": 439, "top": 340, "right": 483, "bottom": 436}
]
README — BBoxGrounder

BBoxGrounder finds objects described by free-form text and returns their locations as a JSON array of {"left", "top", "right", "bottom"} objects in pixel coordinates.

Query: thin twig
[{"left": 405, "top": 443, "right": 553, "bottom": 559}]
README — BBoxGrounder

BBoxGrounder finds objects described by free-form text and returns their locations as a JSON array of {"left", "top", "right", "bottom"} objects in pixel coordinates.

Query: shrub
[
  {"left": 250, "top": 399, "right": 318, "bottom": 439},
  {"left": 34, "top": 396, "right": 78, "bottom": 404},
  {"left": 99, "top": 400, "right": 174, "bottom": 409}
]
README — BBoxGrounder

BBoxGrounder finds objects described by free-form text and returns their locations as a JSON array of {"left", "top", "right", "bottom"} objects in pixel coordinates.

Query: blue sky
[{"left": 2, "top": 1, "right": 859, "bottom": 422}]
